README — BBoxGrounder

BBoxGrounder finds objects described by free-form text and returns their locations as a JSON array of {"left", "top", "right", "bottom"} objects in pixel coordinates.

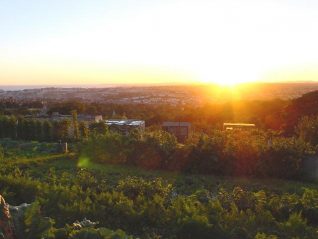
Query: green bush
[
  {"left": 0, "top": 145, "right": 4, "bottom": 160},
  {"left": 296, "top": 115, "right": 318, "bottom": 146}
]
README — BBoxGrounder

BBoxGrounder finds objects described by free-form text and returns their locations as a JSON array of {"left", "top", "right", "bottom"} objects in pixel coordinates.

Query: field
[{"left": 1, "top": 139, "right": 318, "bottom": 239}]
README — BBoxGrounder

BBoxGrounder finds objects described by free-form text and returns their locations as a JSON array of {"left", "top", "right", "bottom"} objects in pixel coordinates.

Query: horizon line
[{"left": 1, "top": 81, "right": 318, "bottom": 90}]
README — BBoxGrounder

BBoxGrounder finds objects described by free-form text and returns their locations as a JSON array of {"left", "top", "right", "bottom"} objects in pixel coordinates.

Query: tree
[
  {"left": 0, "top": 117, "right": 4, "bottom": 138},
  {"left": 79, "top": 122, "right": 89, "bottom": 139},
  {"left": 27, "top": 120, "right": 37, "bottom": 140},
  {"left": 24, "top": 202, "right": 55, "bottom": 239},
  {"left": 186, "top": 132, "right": 224, "bottom": 174},
  {"left": 0, "top": 145, "right": 4, "bottom": 160},
  {"left": 7, "top": 116, "right": 17, "bottom": 139},
  {"left": 296, "top": 115, "right": 318, "bottom": 146},
  {"left": 42, "top": 121, "right": 53, "bottom": 142},
  {"left": 71, "top": 110, "right": 80, "bottom": 140},
  {"left": 35, "top": 120, "right": 43, "bottom": 141},
  {"left": 89, "top": 122, "right": 107, "bottom": 135},
  {"left": 17, "top": 118, "right": 26, "bottom": 140},
  {"left": 53, "top": 120, "right": 71, "bottom": 141},
  {"left": 1, "top": 116, "right": 10, "bottom": 138},
  {"left": 258, "top": 137, "right": 314, "bottom": 178}
]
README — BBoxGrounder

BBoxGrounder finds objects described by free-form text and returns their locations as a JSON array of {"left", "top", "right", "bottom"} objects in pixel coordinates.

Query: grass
[
  {"left": 16, "top": 152, "right": 318, "bottom": 196},
  {"left": 2, "top": 139, "right": 318, "bottom": 196}
]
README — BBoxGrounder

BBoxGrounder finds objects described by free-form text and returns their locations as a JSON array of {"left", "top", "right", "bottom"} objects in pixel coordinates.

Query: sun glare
[
  {"left": 215, "top": 79, "right": 241, "bottom": 87},
  {"left": 198, "top": 69, "right": 251, "bottom": 88}
]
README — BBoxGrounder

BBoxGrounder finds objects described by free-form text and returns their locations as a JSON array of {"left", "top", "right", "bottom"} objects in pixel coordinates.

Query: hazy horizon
[{"left": 2, "top": 81, "right": 318, "bottom": 92}]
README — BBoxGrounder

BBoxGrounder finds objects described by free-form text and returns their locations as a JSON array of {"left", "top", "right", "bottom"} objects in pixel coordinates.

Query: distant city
[{"left": 2, "top": 83, "right": 318, "bottom": 105}]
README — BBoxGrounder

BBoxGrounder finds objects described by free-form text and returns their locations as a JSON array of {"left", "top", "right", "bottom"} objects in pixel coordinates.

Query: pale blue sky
[{"left": 1, "top": 0, "right": 318, "bottom": 85}]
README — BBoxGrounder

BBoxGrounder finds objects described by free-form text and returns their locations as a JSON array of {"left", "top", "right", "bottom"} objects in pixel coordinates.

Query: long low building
[
  {"left": 105, "top": 119, "right": 145, "bottom": 134},
  {"left": 223, "top": 123, "right": 255, "bottom": 130}
]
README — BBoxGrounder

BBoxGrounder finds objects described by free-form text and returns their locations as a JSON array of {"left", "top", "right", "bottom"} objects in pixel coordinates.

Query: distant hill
[{"left": 284, "top": 90, "right": 318, "bottom": 133}]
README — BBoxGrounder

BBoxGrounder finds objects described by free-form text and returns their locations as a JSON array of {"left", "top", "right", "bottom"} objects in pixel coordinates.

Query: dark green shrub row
[{"left": 81, "top": 129, "right": 315, "bottom": 179}]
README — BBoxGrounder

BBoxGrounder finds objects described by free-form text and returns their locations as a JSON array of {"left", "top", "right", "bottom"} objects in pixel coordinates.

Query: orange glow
[{"left": 1, "top": 1, "right": 318, "bottom": 86}]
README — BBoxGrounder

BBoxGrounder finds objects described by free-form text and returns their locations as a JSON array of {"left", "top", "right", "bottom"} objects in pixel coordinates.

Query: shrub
[
  {"left": 0, "top": 145, "right": 4, "bottom": 161},
  {"left": 296, "top": 115, "right": 318, "bottom": 146}
]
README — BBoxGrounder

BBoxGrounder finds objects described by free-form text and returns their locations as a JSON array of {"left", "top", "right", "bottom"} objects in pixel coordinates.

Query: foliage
[
  {"left": 1, "top": 146, "right": 318, "bottom": 238},
  {"left": 72, "top": 110, "right": 80, "bottom": 140},
  {"left": 296, "top": 115, "right": 318, "bottom": 146},
  {"left": 0, "top": 116, "right": 72, "bottom": 142},
  {"left": 0, "top": 145, "right": 4, "bottom": 161},
  {"left": 80, "top": 129, "right": 315, "bottom": 179},
  {"left": 24, "top": 201, "right": 55, "bottom": 239}
]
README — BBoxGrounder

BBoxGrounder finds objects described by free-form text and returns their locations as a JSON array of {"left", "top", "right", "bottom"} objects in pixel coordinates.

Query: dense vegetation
[
  {"left": 1, "top": 140, "right": 318, "bottom": 239},
  {"left": 0, "top": 115, "right": 73, "bottom": 142},
  {"left": 81, "top": 128, "right": 316, "bottom": 180},
  {"left": 1, "top": 112, "right": 318, "bottom": 180},
  {"left": 2, "top": 91, "right": 318, "bottom": 238}
]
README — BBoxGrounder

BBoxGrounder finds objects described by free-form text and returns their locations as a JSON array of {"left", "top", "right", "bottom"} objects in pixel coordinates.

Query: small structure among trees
[
  {"left": 223, "top": 123, "right": 255, "bottom": 130},
  {"left": 162, "top": 121, "right": 191, "bottom": 142},
  {"left": 105, "top": 119, "right": 145, "bottom": 134}
]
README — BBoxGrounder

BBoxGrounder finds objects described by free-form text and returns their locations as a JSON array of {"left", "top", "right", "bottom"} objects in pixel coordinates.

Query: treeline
[
  {"left": 3, "top": 90, "right": 318, "bottom": 134},
  {"left": 75, "top": 114, "right": 318, "bottom": 180},
  {"left": 81, "top": 127, "right": 316, "bottom": 180},
  {"left": 4, "top": 89, "right": 318, "bottom": 134},
  {"left": 0, "top": 98, "right": 288, "bottom": 132},
  {"left": 0, "top": 115, "right": 89, "bottom": 142}
]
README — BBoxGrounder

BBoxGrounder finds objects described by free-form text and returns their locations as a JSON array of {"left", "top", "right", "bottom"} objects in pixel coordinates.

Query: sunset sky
[{"left": 1, "top": 0, "right": 318, "bottom": 86}]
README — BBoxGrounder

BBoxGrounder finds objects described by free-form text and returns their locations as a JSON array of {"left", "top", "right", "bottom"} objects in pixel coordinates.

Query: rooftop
[
  {"left": 223, "top": 123, "right": 255, "bottom": 127},
  {"left": 106, "top": 119, "right": 145, "bottom": 126},
  {"left": 163, "top": 121, "right": 191, "bottom": 127}
]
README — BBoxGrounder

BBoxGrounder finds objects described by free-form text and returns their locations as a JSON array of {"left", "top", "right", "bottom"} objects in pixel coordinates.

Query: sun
[
  {"left": 196, "top": 68, "right": 253, "bottom": 87},
  {"left": 201, "top": 76, "right": 245, "bottom": 88},
  {"left": 215, "top": 78, "right": 241, "bottom": 87}
]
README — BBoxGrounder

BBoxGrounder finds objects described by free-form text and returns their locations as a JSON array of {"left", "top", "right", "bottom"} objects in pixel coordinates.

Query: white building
[{"left": 105, "top": 119, "right": 145, "bottom": 134}]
